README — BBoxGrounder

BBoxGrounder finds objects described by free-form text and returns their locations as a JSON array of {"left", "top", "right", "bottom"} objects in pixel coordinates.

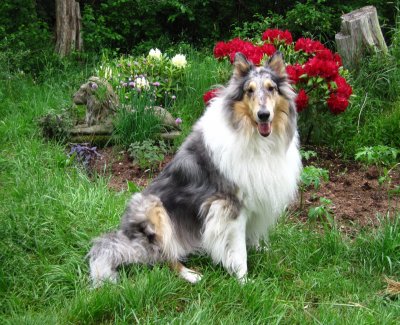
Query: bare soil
[{"left": 92, "top": 146, "right": 399, "bottom": 235}]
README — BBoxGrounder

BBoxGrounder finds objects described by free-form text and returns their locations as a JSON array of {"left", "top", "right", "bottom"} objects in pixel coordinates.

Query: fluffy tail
[
  {"left": 88, "top": 192, "right": 189, "bottom": 286},
  {"left": 88, "top": 230, "right": 154, "bottom": 287}
]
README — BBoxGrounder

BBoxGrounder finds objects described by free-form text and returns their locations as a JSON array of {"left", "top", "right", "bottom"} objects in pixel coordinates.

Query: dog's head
[{"left": 225, "top": 52, "right": 296, "bottom": 139}]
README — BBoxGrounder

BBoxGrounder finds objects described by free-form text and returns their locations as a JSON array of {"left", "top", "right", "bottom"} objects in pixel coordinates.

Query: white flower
[
  {"left": 171, "top": 54, "right": 187, "bottom": 68},
  {"left": 148, "top": 48, "right": 162, "bottom": 60},
  {"left": 135, "top": 76, "right": 150, "bottom": 90}
]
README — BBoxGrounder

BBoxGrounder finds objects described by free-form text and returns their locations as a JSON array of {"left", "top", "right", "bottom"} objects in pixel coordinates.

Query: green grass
[{"left": 1, "top": 54, "right": 400, "bottom": 324}]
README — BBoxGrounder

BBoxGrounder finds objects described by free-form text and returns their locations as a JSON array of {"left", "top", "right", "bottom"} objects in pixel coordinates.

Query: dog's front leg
[
  {"left": 202, "top": 200, "right": 248, "bottom": 282},
  {"left": 223, "top": 212, "right": 248, "bottom": 282}
]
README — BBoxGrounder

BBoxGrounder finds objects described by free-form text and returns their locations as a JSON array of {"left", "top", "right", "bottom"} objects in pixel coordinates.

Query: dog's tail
[
  {"left": 87, "top": 193, "right": 185, "bottom": 287},
  {"left": 88, "top": 230, "right": 153, "bottom": 287}
]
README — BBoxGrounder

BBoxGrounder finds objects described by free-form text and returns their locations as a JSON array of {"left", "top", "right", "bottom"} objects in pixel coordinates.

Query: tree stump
[
  {"left": 335, "top": 6, "right": 388, "bottom": 69},
  {"left": 55, "top": 0, "right": 83, "bottom": 56}
]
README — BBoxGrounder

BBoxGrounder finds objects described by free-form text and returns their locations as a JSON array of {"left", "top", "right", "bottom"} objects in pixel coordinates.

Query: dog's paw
[
  {"left": 180, "top": 267, "right": 203, "bottom": 284},
  {"left": 238, "top": 276, "right": 255, "bottom": 285},
  {"left": 254, "top": 243, "right": 269, "bottom": 253}
]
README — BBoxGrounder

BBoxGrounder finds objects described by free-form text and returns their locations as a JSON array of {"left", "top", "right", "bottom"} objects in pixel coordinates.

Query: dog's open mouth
[{"left": 257, "top": 122, "right": 272, "bottom": 137}]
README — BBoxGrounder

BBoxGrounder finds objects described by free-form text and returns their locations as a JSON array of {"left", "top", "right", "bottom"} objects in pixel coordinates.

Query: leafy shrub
[
  {"left": 284, "top": 0, "right": 336, "bottom": 42},
  {"left": 301, "top": 166, "right": 329, "bottom": 191},
  {"left": 82, "top": 5, "right": 124, "bottom": 52},
  {"left": 300, "top": 149, "right": 317, "bottom": 161},
  {"left": 38, "top": 109, "right": 73, "bottom": 141},
  {"left": 355, "top": 145, "right": 399, "bottom": 167},
  {"left": 128, "top": 139, "right": 168, "bottom": 171},
  {"left": 308, "top": 197, "right": 334, "bottom": 225},
  {"left": 231, "top": 13, "right": 285, "bottom": 41},
  {"left": 299, "top": 166, "right": 329, "bottom": 209}
]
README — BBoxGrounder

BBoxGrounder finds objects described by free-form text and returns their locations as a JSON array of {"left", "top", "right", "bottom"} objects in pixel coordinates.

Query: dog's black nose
[{"left": 257, "top": 110, "right": 270, "bottom": 122}]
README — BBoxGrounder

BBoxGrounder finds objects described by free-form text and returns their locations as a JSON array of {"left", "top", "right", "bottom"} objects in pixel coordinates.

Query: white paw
[
  {"left": 255, "top": 243, "right": 269, "bottom": 253},
  {"left": 91, "top": 272, "right": 118, "bottom": 289},
  {"left": 180, "top": 267, "right": 203, "bottom": 284}
]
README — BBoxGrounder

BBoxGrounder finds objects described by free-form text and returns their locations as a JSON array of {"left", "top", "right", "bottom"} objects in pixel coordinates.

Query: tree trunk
[
  {"left": 335, "top": 6, "right": 387, "bottom": 69},
  {"left": 55, "top": 0, "right": 83, "bottom": 56}
]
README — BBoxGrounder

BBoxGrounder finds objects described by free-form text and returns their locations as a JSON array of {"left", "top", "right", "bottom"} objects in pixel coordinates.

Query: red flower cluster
[
  {"left": 296, "top": 89, "right": 309, "bottom": 112},
  {"left": 286, "top": 63, "right": 305, "bottom": 84},
  {"left": 262, "top": 29, "right": 293, "bottom": 45},
  {"left": 287, "top": 38, "right": 350, "bottom": 114},
  {"left": 209, "top": 31, "right": 352, "bottom": 115},
  {"left": 213, "top": 38, "right": 276, "bottom": 65},
  {"left": 294, "top": 38, "right": 326, "bottom": 54},
  {"left": 304, "top": 57, "right": 339, "bottom": 80},
  {"left": 327, "top": 76, "right": 352, "bottom": 114},
  {"left": 203, "top": 88, "right": 220, "bottom": 105}
]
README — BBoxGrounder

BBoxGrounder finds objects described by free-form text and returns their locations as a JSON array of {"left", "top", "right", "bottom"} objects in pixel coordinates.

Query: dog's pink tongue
[{"left": 258, "top": 122, "right": 271, "bottom": 137}]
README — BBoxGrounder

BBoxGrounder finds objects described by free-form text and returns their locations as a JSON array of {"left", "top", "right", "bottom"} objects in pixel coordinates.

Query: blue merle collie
[{"left": 88, "top": 52, "right": 302, "bottom": 286}]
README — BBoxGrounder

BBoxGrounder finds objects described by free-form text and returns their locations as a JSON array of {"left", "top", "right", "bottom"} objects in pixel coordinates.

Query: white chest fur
[{"left": 199, "top": 100, "right": 302, "bottom": 238}]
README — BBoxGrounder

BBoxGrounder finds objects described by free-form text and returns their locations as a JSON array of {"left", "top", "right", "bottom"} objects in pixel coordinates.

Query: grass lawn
[{"left": 0, "top": 59, "right": 399, "bottom": 324}]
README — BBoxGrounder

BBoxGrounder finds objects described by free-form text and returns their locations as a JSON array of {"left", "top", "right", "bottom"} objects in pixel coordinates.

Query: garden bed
[{"left": 92, "top": 145, "right": 399, "bottom": 236}]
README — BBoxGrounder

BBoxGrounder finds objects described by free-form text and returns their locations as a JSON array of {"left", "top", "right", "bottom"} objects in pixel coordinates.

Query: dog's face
[{"left": 229, "top": 52, "right": 293, "bottom": 138}]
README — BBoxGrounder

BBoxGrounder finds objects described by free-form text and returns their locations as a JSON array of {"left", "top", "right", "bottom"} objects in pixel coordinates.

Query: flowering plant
[
  {"left": 207, "top": 29, "right": 352, "bottom": 117},
  {"left": 97, "top": 49, "right": 188, "bottom": 108}
]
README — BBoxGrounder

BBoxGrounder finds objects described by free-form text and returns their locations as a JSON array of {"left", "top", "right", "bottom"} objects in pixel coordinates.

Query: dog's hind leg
[
  {"left": 169, "top": 261, "right": 202, "bottom": 284},
  {"left": 88, "top": 230, "right": 150, "bottom": 287},
  {"left": 202, "top": 199, "right": 248, "bottom": 282}
]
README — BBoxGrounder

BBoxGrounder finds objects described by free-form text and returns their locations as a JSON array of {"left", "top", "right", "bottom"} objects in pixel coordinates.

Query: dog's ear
[
  {"left": 267, "top": 51, "right": 286, "bottom": 77},
  {"left": 233, "top": 52, "right": 252, "bottom": 77}
]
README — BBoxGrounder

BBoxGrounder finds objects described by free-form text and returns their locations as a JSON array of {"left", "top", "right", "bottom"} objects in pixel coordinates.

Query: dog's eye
[
  {"left": 247, "top": 88, "right": 254, "bottom": 94},
  {"left": 267, "top": 86, "right": 275, "bottom": 92}
]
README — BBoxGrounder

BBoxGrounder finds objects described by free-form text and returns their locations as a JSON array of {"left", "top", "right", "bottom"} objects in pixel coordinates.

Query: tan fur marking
[
  {"left": 263, "top": 80, "right": 274, "bottom": 89},
  {"left": 169, "top": 261, "right": 183, "bottom": 272},
  {"left": 247, "top": 81, "right": 257, "bottom": 91},
  {"left": 147, "top": 205, "right": 169, "bottom": 242},
  {"left": 233, "top": 101, "right": 257, "bottom": 130},
  {"left": 272, "top": 96, "right": 290, "bottom": 135}
]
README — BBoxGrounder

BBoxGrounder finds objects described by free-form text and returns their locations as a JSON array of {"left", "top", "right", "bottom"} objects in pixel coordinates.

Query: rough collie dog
[{"left": 88, "top": 52, "right": 302, "bottom": 286}]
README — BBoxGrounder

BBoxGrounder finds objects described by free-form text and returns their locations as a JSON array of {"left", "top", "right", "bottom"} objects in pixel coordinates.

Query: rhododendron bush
[{"left": 205, "top": 29, "right": 352, "bottom": 118}]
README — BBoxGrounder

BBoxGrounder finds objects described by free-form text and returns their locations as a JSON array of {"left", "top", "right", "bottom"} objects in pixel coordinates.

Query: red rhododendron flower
[
  {"left": 262, "top": 29, "right": 293, "bottom": 45},
  {"left": 214, "top": 41, "right": 231, "bottom": 59},
  {"left": 304, "top": 57, "right": 339, "bottom": 80},
  {"left": 295, "top": 38, "right": 326, "bottom": 54},
  {"left": 333, "top": 76, "right": 352, "bottom": 98},
  {"left": 203, "top": 88, "right": 220, "bottom": 105},
  {"left": 327, "top": 93, "right": 349, "bottom": 114},
  {"left": 333, "top": 53, "right": 343, "bottom": 67},
  {"left": 286, "top": 63, "right": 305, "bottom": 84},
  {"left": 296, "top": 89, "right": 309, "bottom": 112},
  {"left": 315, "top": 49, "right": 334, "bottom": 61},
  {"left": 260, "top": 43, "right": 276, "bottom": 57}
]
